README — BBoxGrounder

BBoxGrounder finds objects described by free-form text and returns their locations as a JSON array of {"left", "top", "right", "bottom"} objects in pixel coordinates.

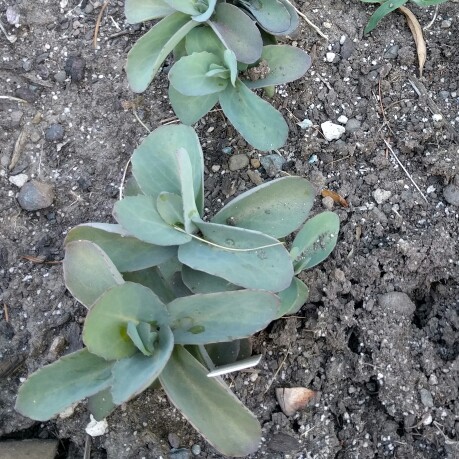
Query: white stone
[
  {"left": 326, "top": 52, "right": 336, "bottom": 62},
  {"left": 321, "top": 121, "right": 345, "bottom": 141},
  {"left": 9, "top": 173, "right": 28, "bottom": 188},
  {"left": 337, "top": 115, "right": 348, "bottom": 124},
  {"left": 85, "top": 415, "right": 108, "bottom": 437},
  {"left": 373, "top": 188, "right": 392, "bottom": 204}
]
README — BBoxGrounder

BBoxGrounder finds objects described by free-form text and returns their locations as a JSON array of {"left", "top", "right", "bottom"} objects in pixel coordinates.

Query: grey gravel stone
[
  {"left": 419, "top": 388, "right": 434, "bottom": 407},
  {"left": 345, "top": 118, "right": 362, "bottom": 134},
  {"left": 443, "top": 184, "right": 459, "bottom": 206},
  {"left": 378, "top": 292, "right": 416, "bottom": 316},
  {"left": 384, "top": 45, "right": 399, "bottom": 59},
  {"left": 0, "top": 440, "right": 57, "bottom": 459},
  {"left": 228, "top": 154, "right": 249, "bottom": 171},
  {"left": 260, "top": 154, "right": 286, "bottom": 176},
  {"left": 45, "top": 123, "right": 64, "bottom": 141},
  {"left": 17, "top": 180, "right": 55, "bottom": 211}
]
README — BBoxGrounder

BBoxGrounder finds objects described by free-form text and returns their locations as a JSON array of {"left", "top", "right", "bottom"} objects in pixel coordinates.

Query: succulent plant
[
  {"left": 124, "top": 0, "right": 311, "bottom": 150},
  {"left": 15, "top": 124, "right": 339, "bottom": 456}
]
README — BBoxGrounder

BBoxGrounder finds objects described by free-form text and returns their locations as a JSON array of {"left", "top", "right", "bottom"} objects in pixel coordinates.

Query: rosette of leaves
[
  {"left": 361, "top": 0, "right": 448, "bottom": 33},
  {"left": 15, "top": 125, "right": 339, "bottom": 456}
]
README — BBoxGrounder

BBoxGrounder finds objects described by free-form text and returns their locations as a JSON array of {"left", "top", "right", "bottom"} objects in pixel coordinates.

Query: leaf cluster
[
  {"left": 15, "top": 125, "right": 339, "bottom": 456},
  {"left": 125, "top": 0, "right": 311, "bottom": 150},
  {"left": 361, "top": 0, "right": 448, "bottom": 33}
]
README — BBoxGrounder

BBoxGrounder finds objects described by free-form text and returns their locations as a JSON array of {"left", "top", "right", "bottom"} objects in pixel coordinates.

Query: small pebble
[
  {"left": 260, "top": 154, "right": 285, "bottom": 177},
  {"left": 321, "top": 121, "right": 345, "bottom": 141},
  {"left": 378, "top": 292, "right": 415, "bottom": 316},
  {"left": 443, "top": 184, "right": 459, "bottom": 206},
  {"left": 17, "top": 180, "right": 55, "bottom": 211},
  {"left": 45, "top": 124, "right": 65, "bottom": 142},
  {"left": 9, "top": 173, "right": 29, "bottom": 188},
  {"left": 228, "top": 154, "right": 249, "bottom": 171}
]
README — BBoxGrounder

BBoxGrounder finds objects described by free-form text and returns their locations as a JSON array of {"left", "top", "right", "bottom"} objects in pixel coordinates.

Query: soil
[{"left": 1, "top": 0, "right": 458, "bottom": 458}]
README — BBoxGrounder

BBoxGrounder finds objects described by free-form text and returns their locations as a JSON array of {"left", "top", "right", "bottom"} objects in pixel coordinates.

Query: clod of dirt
[
  {"left": 267, "top": 432, "right": 300, "bottom": 453},
  {"left": 378, "top": 292, "right": 416, "bottom": 316},
  {"left": 64, "top": 55, "right": 86, "bottom": 82},
  {"left": 443, "top": 183, "right": 459, "bottom": 206},
  {"left": 44, "top": 124, "right": 64, "bottom": 142},
  {"left": 17, "top": 180, "right": 55, "bottom": 211},
  {"left": 276, "top": 387, "right": 318, "bottom": 416}
]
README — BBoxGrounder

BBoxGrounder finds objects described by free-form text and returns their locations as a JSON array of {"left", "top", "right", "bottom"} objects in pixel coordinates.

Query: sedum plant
[
  {"left": 361, "top": 0, "right": 448, "bottom": 33},
  {"left": 124, "top": 0, "right": 311, "bottom": 150},
  {"left": 15, "top": 124, "right": 339, "bottom": 457}
]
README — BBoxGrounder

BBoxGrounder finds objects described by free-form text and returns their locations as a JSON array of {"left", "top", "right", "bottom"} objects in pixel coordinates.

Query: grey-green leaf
[
  {"left": 181, "top": 265, "right": 239, "bottom": 294},
  {"left": 131, "top": 124, "right": 204, "bottom": 213},
  {"left": 243, "top": 45, "right": 311, "bottom": 89},
  {"left": 126, "top": 13, "right": 197, "bottom": 92},
  {"left": 169, "top": 290, "right": 279, "bottom": 344},
  {"left": 178, "top": 220, "right": 293, "bottom": 291},
  {"left": 159, "top": 346, "right": 262, "bottom": 456},
  {"left": 209, "top": 3, "right": 263, "bottom": 64},
  {"left": 65, "top": 223, "right": 175, "bottom": 272},
  {"left": 63, "top": 241, "right": 124, "bottom": 309},
  {"left": 83, "top": 282, "right": 169, "bottom": 360},
  {"left": 125, "top": 0, "right": 175, "bottom": 23},
  {"left": 110, "top": 325, "right": 174, "bottom": 404},
  {"left": 219, "top": 80, "right": 288, "bottom": 151},
  {"left": 169, "top": 51, "right": 228, "bottom": 96},
  {"left": 15, "top": 349, "right": 113, "bottom": 421},
  {"left": 212, "top": 177, "right": 315, "bottom": 238},
  {"left": 114, "top": 195, "right": 191, "bottom": 246},
  {"left": 291, "top": 211, "right": 340, "bottom": 274},
  {"left": 276, "top": 277, "right": 309, "bottom": 318},
  {"left": 169, "top": 85, "right": 219, "bottom": 125}
]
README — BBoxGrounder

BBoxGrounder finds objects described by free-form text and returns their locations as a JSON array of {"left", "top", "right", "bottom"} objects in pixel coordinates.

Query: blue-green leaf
[
  {"left": 219, "top": 80, "right": 288, "bottom": 151},
  {"left": 15, "top": 349, "right": 113, "bottom": 421},
  {"left": 159, "top": 346, "right": 262, "bottom": 456}
]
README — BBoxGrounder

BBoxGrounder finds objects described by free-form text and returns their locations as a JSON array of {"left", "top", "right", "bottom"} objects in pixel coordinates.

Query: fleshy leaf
[
  {"left": 159, "top": 346, "right": 262, "bottom": 456},
  {"left": 209, "top": 3, "right": 263, "bottom": 64},
  {"left": 212, "top": 177, "right": 315, "bottom": 238},
  {"left": 178, "top": 220, "right": 293, "bottom": 291},
  {"left": 88, "top": 388, "right": 116, "bottom": 421},
  {"left": 169, "top": 290, "right": 279, "bottom": 344},
  {"left": 219, "top": 80, "right": 288, "bottom": 151},
  {"left": 63, "top": 241, "right": 124, "bottom": 309},
  {"left": 276, "top": 277, "right": 309, "bottom": 318},
  {"left": 125, "top": 0, "right": 175, "bottom": 23},
  {"left": 169, "top": 85, "right": 219, "bottom": 125},
  {"left": 169, "top": 51, "right": 228, "bottom": 96},
  {"left": 131, "top": 124, "right": 204, "bottom": 213},
  {"left": 110, "top": 326, "right": 174, "bottom": 404},
  {"left": 65, "top": 223, "right": 174, "bottom": 272},
  {"left": 241, "top": 0, "right": 291, "bottom": 34},
  {"left": 113, "top": 195, "right": 191, "bottom": 246},
  {"left": 126, "top": 13, "right": 197, "bottom": 92},
  {"left": 181, "top": 265, "right": 239, "bottom": 293},
  {"left": 291, "top": 211, "right": 340, "bottom": 274},
  {"left": 15, "top": 349, "right": 113, "bottom": 421},
  {"left": 83, "top": 282, "right": 169, "bottom": 360},
  {"left": 243, "top": 45, "right": 311, "bottom": 89}
]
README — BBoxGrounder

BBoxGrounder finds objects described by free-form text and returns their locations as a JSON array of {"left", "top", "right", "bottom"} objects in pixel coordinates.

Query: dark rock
[
  {"left": 443, "top": 184, "right": 459, "bottom": 206},
  {"left": 65, "top": 55, "right": 86, "bottom": 82},
  {"left": 15, "top": 86, "right": 37, "bottom": 103},
  {"left": 45, "top": 124, "right": 65, "bottom": 142},
  {"left": 378, "top": 292, "right": 416, "bottom": 316},
  {"left": 17, "top": 180, "right": 55, "bottom": 211},
  {"left": 267, "top": 432, "right": 300, "bottom": 453}
]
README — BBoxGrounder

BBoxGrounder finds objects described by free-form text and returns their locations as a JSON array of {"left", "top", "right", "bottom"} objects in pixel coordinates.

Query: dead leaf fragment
[
  {"left": 399, "top": 6, "right": 426, "bottom": 77},
  {"left": 276, "top": 387, "right": 318, "bottom": 416},
  {"left": 321, "top": 189, "right": 349, "bottom": 207}
]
